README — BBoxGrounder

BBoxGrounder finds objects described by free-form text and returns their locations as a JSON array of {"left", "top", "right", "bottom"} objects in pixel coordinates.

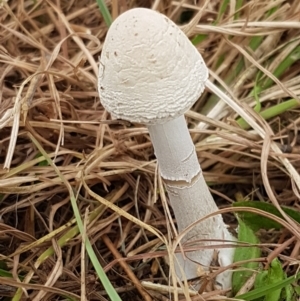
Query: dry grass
[{"left": 0, "top": 0, "right": 300, "bottom": 300}]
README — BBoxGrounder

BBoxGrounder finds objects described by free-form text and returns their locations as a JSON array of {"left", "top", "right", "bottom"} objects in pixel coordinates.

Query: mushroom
[{"left": 98, "top": 8, "right": 235, "bottom": 289}]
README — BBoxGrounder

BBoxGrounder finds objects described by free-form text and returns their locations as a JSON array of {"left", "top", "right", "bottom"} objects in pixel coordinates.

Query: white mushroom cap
[{"left": 98, "top": 8, "right": 208, "bottom": 124}]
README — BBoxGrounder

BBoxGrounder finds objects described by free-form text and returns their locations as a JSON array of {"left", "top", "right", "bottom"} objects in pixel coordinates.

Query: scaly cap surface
[{"left": 98, "top": 8, "right": 208, "bottom": 124}]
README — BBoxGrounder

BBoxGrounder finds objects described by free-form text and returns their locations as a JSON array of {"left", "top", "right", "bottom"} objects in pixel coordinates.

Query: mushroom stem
[
  {"left": 147, "top": 115, "right": 235, "bottom": 289},
  {"left": 97, "top": 7, "right": 236, "bottom": 289},
  {"left": 147, "top": 115, "right": 200, "bottom": 183}
]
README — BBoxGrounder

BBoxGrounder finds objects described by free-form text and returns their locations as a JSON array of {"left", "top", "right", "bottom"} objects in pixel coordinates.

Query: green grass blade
[
  {"left": 27, "top": 133, "right": 122, "bottom": 301},
  {"left": 236, "top": 272, "right": 300, "bottom": 300},
  {"left": 96, "top": 0, "right": 112, "bottom": 27},
  {"left": 259, "top": 98, "right": 299, "bottom": 121},
  {"left": 261, "top": 45, "right": 300, "bottom": 90},
  {"left": 192, "top": 0, "right": 230, "bottom": 46},
  {"left": 0, "top": 269, "right": 19, "bottom": 279},
  {"left": 216, "top": 0, "right": 230, "bottom": 23},
  {"left": 234, "top": 0, "right": 244, "bottom": 20},
  {"left": 192, "top": 34, "right": 207, "bottom": 45},
  {"left": 228, "top": 71, "right": 263, "bottom": 129},
  {"left": 237, "top": 98, "right": 300, "bottom": 130}
]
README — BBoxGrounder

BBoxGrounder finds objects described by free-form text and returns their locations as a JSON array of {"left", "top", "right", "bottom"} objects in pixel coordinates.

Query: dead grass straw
[{"left": 0, "top": 0, "right": 300, "bottom": 300}]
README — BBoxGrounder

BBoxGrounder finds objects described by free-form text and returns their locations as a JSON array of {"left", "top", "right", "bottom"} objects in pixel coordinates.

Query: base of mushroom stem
[{"left": 173, "top": 246, "right": 235, "bottom": 290}]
